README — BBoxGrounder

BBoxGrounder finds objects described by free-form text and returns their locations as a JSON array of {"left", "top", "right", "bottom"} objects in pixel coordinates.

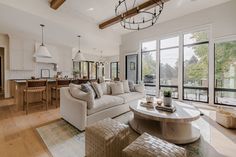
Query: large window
[
  {"left": 141, "top": 40, "right": 157, "bottom": 96},
  {"left": 111, "top": 62, "right": 119, "bottom": 80},
  {"left": 159, "top": 36, "right": 179, "bottom": 98},
  {"left": 89, "top": 62, "right": 97, "bottom": 79},
  {"left": 97, "top": 62, "right": 105, "bottom": 78},
  {"left": 215, "top": 40, "right": 236, "bottom": 106},
  {"left": 183, "top": 31, "right": 209, "bottom": 102},
  {"left": 80, "top": 61, "right": 89, "bottom": 79}
]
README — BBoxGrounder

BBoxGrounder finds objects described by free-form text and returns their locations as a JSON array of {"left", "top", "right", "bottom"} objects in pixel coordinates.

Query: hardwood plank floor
[
  {"left": 0, "top": 104, "right": 60, "bottom": 157},
  {"left": 0, "top": 100, "right": 235, "bottom": 157}
]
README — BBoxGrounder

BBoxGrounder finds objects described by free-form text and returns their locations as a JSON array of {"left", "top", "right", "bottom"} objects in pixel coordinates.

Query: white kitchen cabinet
[{"left": 9, "top": 35, "right": 35, "bottom": 70}]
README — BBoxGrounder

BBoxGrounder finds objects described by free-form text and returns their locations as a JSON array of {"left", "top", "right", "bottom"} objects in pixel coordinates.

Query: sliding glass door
[
  {"left": 126, "top": 54, "right": 138, "bottom": 83},
  {"left": 183, "top": 31, "right": 209, "bottom": 102},
  {"left": 215, "top": 40, "right": 236, "bottom": 106}
]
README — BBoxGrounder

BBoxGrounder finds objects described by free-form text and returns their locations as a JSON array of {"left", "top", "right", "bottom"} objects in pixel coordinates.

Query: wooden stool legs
[
  {"left": 23, "top": 90, "right": 48, "bottom": 115},
  {"left": 51, "top": 88, "right": 59, "bottom": 108}
]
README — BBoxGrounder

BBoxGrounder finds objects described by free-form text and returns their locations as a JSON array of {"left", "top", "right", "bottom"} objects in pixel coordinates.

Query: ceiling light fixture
[
  {"left": 34, "top": 24, "right": 52, "bottom": 58},
  {"left": 73, "top": 35, "right": 85, "bottom": 61},
  {"left": 88, "top": 8, "right": 94, "bottom": 11},
  {"left": 115, "top": 0, "right": 164, "bottom": 31}
]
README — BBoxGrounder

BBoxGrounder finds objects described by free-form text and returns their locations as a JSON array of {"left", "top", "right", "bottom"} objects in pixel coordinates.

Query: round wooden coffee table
[{"left": 129, "top": 100, "right": 201, "bottom": 144}]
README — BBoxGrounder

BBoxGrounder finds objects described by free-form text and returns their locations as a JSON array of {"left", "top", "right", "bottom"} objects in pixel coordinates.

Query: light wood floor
[
  {"left": 0, "top": 104, "right": 60, "bottom": 157},
  {"left": 0, "top": 100, "right": 236, "bottom": 157}
]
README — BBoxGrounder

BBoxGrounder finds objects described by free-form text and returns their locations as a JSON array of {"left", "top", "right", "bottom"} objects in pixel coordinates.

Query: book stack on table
[{"left": 156, "top": 105, "right": 176, "bottom": 113}]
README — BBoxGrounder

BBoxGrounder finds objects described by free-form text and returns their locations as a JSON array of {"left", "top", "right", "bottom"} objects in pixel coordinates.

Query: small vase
[{"left": 163, "top": 97, "right": 172, "bottom": 107}]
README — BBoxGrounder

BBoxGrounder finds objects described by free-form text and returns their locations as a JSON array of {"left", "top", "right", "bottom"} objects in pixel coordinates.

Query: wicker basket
[
  {"left": 123, "top": 132, "right": 187, "bottom": 157},
  {"left": 85, "top": 118, "right": 130, "bottom": 157},
  {"left": 216, "top": 110, "right": 236, "bottom": 129}
]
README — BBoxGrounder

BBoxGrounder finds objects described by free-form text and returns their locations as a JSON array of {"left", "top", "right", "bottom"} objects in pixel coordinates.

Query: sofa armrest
[{"left": 60, "top": 87, "right": 87, "bottom": 131}]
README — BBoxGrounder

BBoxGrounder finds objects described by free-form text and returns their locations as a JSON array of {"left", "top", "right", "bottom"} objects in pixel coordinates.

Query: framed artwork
[
  {"left": 130, "top": 62, "right": 135, "bottom": 70},
  {"left": 41, "top": 69, "right": 50, "bottom": 78}
]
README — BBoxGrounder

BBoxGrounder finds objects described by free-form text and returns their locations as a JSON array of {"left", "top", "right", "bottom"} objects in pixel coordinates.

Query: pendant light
[
  {"left": 74, "top": 35, "right": 85, "bottom": 61},
  {"left": 34, "top": 24, "right": 52, "bottom": 58},
  {"left": 98, "top": 51, "right": 104, "bottom": 68}
]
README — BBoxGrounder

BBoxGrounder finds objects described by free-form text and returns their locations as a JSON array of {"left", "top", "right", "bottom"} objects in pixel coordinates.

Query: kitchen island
[{"left": 9, "top": 78, "right": 97, "bottom": 111}]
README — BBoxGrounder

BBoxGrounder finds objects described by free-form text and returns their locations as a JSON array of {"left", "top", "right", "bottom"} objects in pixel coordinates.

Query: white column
[
  {"left": 179, "top": 33, "right": 184, "bottom": 101},
  {"left": 208, "top": 26, "right": 214, "bottom": 105},
  {"left": 156, "top": 39, "right": 160, "bottom": 97}
]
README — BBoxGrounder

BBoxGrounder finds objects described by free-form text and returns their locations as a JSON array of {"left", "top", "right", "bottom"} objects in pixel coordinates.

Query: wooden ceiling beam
[
  {"left": 99, "top": 0, "right": 169, "bottom": 29},
  {"left": 50, "top": 0, "right": 66, "bottom": 10}
]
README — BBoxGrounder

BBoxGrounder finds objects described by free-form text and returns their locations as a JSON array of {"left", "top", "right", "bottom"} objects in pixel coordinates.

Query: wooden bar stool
[
  {"left": 23, "top": 80, "right": 48, "bottom": 114},
  {"left": 51, "top": 79, "right": 71, "bottom": 107}
]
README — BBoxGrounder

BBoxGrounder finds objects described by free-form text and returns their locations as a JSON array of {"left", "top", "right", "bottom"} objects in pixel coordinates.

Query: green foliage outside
[
  {"left": 215, "top": 41, "right": 236, "bottom": 88},
  {"left": 142, "top": 52, "right": 156, "bottom": 79},
  {"left": 184, "top": 32, "right": 209, "bottom": 86}
]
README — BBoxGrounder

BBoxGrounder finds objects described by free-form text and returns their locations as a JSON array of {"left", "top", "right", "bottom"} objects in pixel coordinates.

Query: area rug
[{"left": 36, "top": 111, "right": 208, "bottom": 157}]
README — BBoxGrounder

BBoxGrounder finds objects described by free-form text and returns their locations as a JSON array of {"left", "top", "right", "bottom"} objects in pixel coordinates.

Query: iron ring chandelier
[{"left": 115, "top": 0, "right": 164, "bottom": 30}]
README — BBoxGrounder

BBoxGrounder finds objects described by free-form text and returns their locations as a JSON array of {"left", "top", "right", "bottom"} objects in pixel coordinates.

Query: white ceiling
[{"left": 0, "top": 0, "right": 231, "bottom": 56}]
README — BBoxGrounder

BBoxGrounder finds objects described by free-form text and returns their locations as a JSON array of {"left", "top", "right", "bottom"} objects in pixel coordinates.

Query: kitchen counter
[
  {"left": 9, "top": 79, "right": 57, "bottom": 111},
  {"left": 9, "top": 78, "right": 98, "bottom": 111}
]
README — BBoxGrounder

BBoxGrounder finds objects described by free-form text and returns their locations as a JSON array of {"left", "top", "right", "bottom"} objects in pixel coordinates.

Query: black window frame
[
  {"left": 159, "top": 36, "right": 180, "bottom": 99},
  {"left": 141, "top": 41, "right": 157, "bottom": 96},
  {"left": 183, "top": 36, "right": 210, "bottom": 103},
  {"left": 125, "top": 54, "right": 138, "bottom": 84},
  {"left": 110, "top": 62, "right": 119, "bottom": 79},
  {"left": 214, "top": 41, "right": 236, "bottom": 107},
  {"left": 73, "top": 60, "right": 100, "bottom": 79}
]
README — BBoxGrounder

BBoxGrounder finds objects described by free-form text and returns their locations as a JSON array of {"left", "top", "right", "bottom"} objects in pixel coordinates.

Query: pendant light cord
[
  {"left": 40, "top": 24, "right": 45, "bottom": 46},
  {"left": 78, "top": 35, "right": 81, "bottom": 53}
]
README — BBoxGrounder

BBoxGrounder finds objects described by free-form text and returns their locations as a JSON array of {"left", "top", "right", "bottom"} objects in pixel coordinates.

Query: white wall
[
  {"left": 120, "top": 0, "right": 236, "bottom": 104},
  {"left": 0, "top": 33, "right": 73, "bottom": 98}
]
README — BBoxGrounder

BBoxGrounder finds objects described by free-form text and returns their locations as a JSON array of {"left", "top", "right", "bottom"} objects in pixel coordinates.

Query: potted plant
[
  {"left": 72, "top": 69, "right": 80, "bottom": 79},
  {"left": 163, "top": 90, "right": 172, "bottom": 107}
]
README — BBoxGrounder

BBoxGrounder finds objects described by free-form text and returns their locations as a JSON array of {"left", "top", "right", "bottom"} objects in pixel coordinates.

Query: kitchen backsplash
[{"left": 8, "top": 63, "right": 71, "bottom": 79}]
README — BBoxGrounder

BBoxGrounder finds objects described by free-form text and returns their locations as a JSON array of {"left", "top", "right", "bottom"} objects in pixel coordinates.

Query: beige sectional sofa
[{"left": 60, "top": 82, "right": 145, "bottom": 131}]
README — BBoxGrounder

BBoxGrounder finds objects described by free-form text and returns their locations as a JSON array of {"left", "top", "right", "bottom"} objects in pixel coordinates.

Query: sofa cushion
[
  {"left": 122, "top": 80, "right": 130, "bottom": 93},
  {"left": 91, "top": 82, "right": 103, "bottom": 98},
  {"left": 69, "top": 84, "right": 95, "bottom": 109},
  {"left": 117, "top": 92, "right": 145, "bottom": 103},
  {"left": 110, "top": 82, "right": 124, "bottom": 95},
  {"left": 100, "top": 82, "right": 108, "bottom": 95},
  {"left": 128, "top": 80, "right": 135, "bottom": 92},
  {"left": 134, "top": 84, "right": 145, "bottom": 93},
  {"left": 87, "top": 95, "right": 124, "bottom": 115},
  {"left": 81, "top": 83, "right": 96, "bottom": 98}
]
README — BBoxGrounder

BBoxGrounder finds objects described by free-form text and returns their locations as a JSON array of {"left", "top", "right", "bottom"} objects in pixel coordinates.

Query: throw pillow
[
  {"left": 91, "top": 82, "right": 103, "bottom": 98},
  {"left": 107, "top": 82, "right": 112, "bottom": 95},
  {"left": 122, "top": 80, "right": 130, "bottom": 93},
  {"left": 134, "top": 84, "right": 145, "bottom": 93},
  {"left": 128, "top": 80, "right": 135, "bottom": 92},
  {"left": 100, "top": 82, "right": 108, "bottom": 95},
  {"left": 81, "top": 83, "right": 96, "bottom": 98},
  {"left": 110, "top": 82, "right": 124, "bottom": 95},
  {"left": 69, "top": 84, "right": 95, "bottom": 109}
]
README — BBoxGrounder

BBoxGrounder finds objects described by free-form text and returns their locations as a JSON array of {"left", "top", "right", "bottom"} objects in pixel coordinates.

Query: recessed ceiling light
[{"left": 88, "top": 8, "right": 94, "bottom": 11}]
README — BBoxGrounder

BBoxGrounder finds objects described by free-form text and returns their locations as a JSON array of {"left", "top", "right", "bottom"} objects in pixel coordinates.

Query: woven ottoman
[
  {"left": 123, "top": 133, "right": 187, "bottom": 157},
  {"left": 85, "top": 118, "right": 130, "bottom": 157}
]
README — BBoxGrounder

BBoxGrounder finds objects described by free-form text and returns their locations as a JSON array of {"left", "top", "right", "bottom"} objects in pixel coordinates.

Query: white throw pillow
[
  {"left": 122, "top": 80, "right": 130, "bottom": 93},
  {"left": 110, "top": 82, "right": 124, "bottom": 95},
  {"left": 134, "top": 84, "right": 145, "bottom": 93},
  {"left": 91, "top": 82, "right": 103, "bottom": 98},
  {"left": 106, "top": 82, "right": 112, "bottom": 95},
  {"left": 69, "top": 83, "right": 95, "bottom": 109},
  {"left": 100, "top": 82, "right": 108, "bottom": 95}
]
